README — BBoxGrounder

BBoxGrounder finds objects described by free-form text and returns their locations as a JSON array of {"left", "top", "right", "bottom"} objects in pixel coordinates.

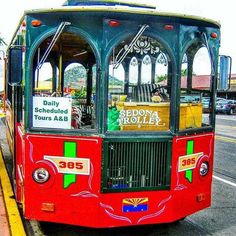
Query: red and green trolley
[{"left": 4, "top": 0, "right": 220, "bottom": 228}]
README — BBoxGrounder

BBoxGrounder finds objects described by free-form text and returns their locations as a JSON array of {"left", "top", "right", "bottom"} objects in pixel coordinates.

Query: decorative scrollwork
[
  {"left": 142, "top": 55, "right": 152, "bottom": 65},
  {"left": 156, "top": 53, "right": 167, "bottom": 65},
  {"left": 123, "top": 36, "right": 161, "bottom": 56},
  {"left": 130, "top": 57, "right": 138, "bottom": 66}
]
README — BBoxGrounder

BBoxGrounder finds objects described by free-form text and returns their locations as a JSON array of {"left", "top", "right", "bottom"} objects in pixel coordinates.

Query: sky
[{"left": 0, "top": 0, "right": 236, "bottom": 91}]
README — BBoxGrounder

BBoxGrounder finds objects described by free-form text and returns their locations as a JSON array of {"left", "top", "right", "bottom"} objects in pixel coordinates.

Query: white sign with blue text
[{"left": 33, "top": 97, "right": 72, "bottom": 129}]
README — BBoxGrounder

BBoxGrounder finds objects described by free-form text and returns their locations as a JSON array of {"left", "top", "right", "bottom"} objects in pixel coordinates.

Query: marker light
[
  {"left": 199, "top": 162, "right": 209, "bottom": 176},
  {"left": 164, "top": 24, "right": 174, "bottom": 30},
  {"left": 41, "top": 203, "right": 55, "bottom": 212},
  {"left": 31, "top": 20, "right": 42, "bottom": 27},
  {"left": 108, "top": 20, "right": 120, "bottom": 27},
  {"left": 33, "top": 168, "right": 50, "bottom": 183},
  {"left": 196, "top": 193, "right": 206, "bottom": 202},
  {"left": 210, "top": 32, "right": 218, "bottom": 39}
]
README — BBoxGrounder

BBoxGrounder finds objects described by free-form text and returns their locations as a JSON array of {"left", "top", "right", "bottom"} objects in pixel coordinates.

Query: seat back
[{"left": 133, "top": 84, "right": 159, "bottom": 102}]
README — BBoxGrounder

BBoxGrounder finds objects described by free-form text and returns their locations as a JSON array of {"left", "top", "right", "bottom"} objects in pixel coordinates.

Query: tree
[
  {"left": 181, "top": 69, "right": 188, "bottom": 76},
  {"left": 156, "top": 74, "right": 167, "bottom": 83}
]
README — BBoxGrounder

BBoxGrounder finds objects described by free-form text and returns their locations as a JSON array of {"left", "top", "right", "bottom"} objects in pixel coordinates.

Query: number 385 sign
[
  {"left": 44, "top": 156, "right": 90, "bottom": 175},
  {"left": 178, "top": 152, "right": 203, "bottom": 172}
]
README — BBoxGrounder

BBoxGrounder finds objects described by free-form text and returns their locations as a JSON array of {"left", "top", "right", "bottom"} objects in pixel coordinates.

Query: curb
[{"left": 0, "top": 149, "right": 26, "bottom": 236}]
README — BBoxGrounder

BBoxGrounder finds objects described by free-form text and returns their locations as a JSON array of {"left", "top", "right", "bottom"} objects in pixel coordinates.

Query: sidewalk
[{"left": 0, "top": 148, "right": 26, "bottom": 236}]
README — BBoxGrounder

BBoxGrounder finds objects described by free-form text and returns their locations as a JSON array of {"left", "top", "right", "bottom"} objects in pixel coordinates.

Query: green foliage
[
  {"left": 181, "top": 69, "right": 188, "bottom": 76},
  {"left": 64, "top": 65, "right": 86, "bottom": 87},
  {"left": 155, "top": 75, "right": 167, "bottom": 83},
  {"left": 74, "top": 87, "right": 87, "bottom": 98}
]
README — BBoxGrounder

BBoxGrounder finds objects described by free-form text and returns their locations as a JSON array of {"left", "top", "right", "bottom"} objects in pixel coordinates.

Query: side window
[
  {"left": 34, "top": 62, "right": 54, "bottom": 96},
  {"left": 107, "top": 35, "right": 171, "bottom": 132},
  {"left": 129, "top": 57, "right": 138, "bottom": 86},
  {"left": 109, "top": 63, "right": 125, "bottom": 94},
  {"left": 155, "top": 53, "right": 168, "bottom": 86},
  {"left": 180, "top": 45, "right": 212, "bottom": 131},
  {"left": 193, "top": 47, "right": 211, "bottom": 91},
  {"left": 32, "top": 32, "right": 97, "bottom": 130},
  {"left": 141, "top": 55, "right": 151, "bottom": 84}
]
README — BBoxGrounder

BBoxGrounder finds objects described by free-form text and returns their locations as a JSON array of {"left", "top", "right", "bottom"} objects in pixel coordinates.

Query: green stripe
[
  {"left": 64, "top": 142, "right": 77, "bottom": 188},
  {"left": 186, "top": 140, "right": 194, "bottom": 182},
  {"left": 187, "top": 140, "right": 194, "bottom": 155}
]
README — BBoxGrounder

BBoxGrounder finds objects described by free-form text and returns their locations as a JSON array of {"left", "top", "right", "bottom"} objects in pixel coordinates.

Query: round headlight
[
  {"left": 199, "top": 162, "right": 209, "bottom": 176},
  {"left": 33, "top": 168, "right": 50, "bottom": 183}
]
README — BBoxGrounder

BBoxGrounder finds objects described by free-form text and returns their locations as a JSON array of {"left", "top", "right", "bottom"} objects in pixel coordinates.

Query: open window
[
  {"left": 107, "top": 34, "right": 171, "bottom": 132},
  {"left": 32, "top": 32, "right": 97, "bottom": 130},
  {"left": 179, "top": 44, "right": 212, "bottom": 131}
]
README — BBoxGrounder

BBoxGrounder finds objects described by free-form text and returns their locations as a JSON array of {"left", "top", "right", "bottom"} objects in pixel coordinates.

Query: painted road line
[
  {"left": 216, "top": 124, "right": 236, "bottom": 129},
  {"left": 213, "top": 175, "right": 236, "bottom": 188},
  {"left": 216, "top": 116, "right": 236, "bottom": 121},
  {"left": 215, "top": 135, "right": 236, "bottom": 144},
  {"left": 0, "top": 149, "right": 26, "bottom": 236}
]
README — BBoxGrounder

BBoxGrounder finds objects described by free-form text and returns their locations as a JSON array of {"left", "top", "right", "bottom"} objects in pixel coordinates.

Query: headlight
[
  {"left": 33, "top": 168, "right": 50, "bottom": 183},
  {"left": 199, "top": 162, "right": 209, "bottom": 176}
]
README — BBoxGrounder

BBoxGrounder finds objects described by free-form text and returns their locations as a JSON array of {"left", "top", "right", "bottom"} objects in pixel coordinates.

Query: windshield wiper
[
  {"left": 113, "top": 24, "right": 149, "bottom": 69},
  {"left": 37, "top": 21, "right": 71, "bottom": 70}
]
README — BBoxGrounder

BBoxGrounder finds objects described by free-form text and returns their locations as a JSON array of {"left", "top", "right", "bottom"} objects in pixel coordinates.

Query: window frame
[
  {"left": 178, "top": 41, "right": 215, "bottom": 135},
  {"left": 28, "top": 29, "right": 100, "bottom": 134},
  {"left": 105, "top": 33, "right": 175, "bottom": 135}
]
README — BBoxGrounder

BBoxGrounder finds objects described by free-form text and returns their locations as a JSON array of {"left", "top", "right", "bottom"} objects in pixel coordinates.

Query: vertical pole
[
  {"left": 151, "top": 60, "right": 156, "bottom": 84},
  {"left": 138, "top": 60, "right": 142, "bottom": 85},
  {"left": 58, "top": 53, "right": 63, "bottom": 94},
  {"left": 124, "top": 60, "right": 130, "bottom": 94},
  {"left": 87, "top": 62, "right": 93, "bottom": 105}
]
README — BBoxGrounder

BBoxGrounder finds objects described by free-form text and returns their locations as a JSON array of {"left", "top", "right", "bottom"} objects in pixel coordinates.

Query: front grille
[{"left": 102, "top": 140, "right": 171, "bottom": 192}]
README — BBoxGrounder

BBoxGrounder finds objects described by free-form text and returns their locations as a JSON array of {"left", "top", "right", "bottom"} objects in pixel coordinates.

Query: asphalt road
[{"left": 0, "top": 115, "right": 236, "bottom": 236}]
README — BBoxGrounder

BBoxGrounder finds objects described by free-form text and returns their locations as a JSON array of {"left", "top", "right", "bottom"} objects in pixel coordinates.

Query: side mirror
[
  {"left": 219, "top": 55, "right": 232, "bottom": 91},
  {"left": 8, "top": 47, "right": 22, "bottom": 85}
]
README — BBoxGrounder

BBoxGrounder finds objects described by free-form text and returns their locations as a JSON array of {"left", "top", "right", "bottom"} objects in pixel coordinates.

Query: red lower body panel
[{"left": 17, "top": 132, "right": 214, "bottom": 228}]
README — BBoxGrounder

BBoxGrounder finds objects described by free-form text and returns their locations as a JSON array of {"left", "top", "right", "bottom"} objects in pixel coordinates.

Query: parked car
[
  {"left": 216, "top": 97, "right": 226, "bottom": 102},
  {"left": 180, "top": 94, "right": 201, "bottom": 103},
  {"left": 216, "top": 99, "right": 236, "bottom": 115},
  {"left": 202, "top": 97, "right": 210, "bottom": 112}
]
